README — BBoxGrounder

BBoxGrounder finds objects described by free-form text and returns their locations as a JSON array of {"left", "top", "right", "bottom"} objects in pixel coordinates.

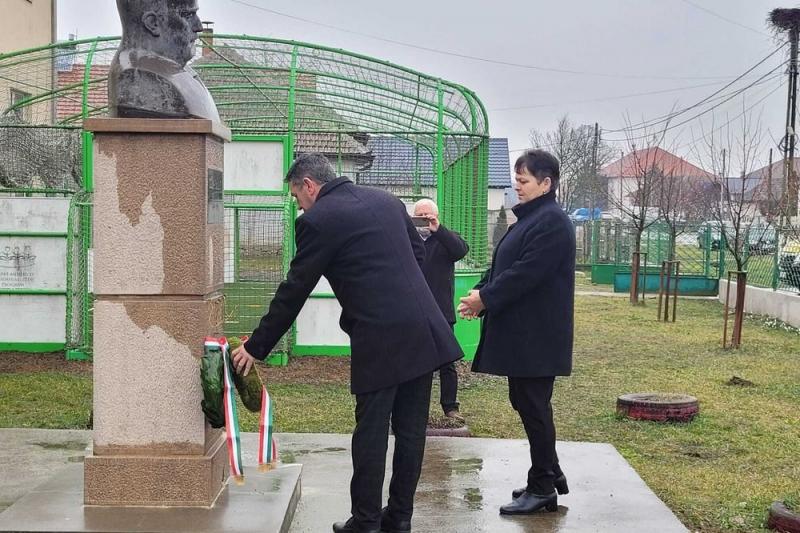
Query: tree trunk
[
  {"left": 732, "top": 271, "right": 747, "bottom": 348},
  {"left": 669, "top": 231, "right": 677, "bottom": 262},
  {"left": 630, "top": 230, "right": 643, "bottom": 304},
  {"left": 723, "top": 271, "right": 748, "bottom": 349}
]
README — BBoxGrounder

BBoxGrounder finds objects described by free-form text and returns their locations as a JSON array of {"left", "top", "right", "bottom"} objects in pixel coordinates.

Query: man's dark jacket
[
  {"left": 244, "top": 177, "right": 463, "bottom": 394},
  {"left": 421, "top": 226, "right": 469, "bottom": 324},
  {"left": 471, "top": 190, "right": 575, "bottom": 378}
]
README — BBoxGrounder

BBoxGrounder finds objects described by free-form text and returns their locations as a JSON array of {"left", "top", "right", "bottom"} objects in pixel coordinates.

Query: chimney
[{"left": 201, "top": 21, "right": 214, "bottom": 58}]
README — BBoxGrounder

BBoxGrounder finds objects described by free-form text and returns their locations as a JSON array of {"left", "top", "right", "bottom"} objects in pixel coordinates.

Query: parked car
[
  {"left": 747, "top": 227, "right": 778, "bottom": 256},
  {"left": 569, "top": 207, "right": 601, "bottom": 222},
  {"left": 696, "top": 221, "right": 726, "bottom": 250},
  {"left": 779, "top": 238, "right": 800, "bottom": 292},
  {"left": 696, "top": 222, "right": 777, "bottom": 255},
  {"left": 569, "top": 208, "right": 617, "bottom": 222}
]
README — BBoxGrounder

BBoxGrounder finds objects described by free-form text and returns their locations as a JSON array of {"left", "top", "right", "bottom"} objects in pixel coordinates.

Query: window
[{"left": 10, "top": 89, "right": 31, "bottom": 122}]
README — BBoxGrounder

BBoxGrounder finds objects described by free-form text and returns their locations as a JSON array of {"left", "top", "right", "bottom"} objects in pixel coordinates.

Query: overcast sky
[{"left": 57, "top": 0, "right": 789, "bottom": 169}]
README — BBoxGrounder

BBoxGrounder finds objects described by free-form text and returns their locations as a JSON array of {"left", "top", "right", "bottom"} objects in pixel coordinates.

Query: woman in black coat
[{"left": 459, "top": 149, "right": 575, "bottom": 515}]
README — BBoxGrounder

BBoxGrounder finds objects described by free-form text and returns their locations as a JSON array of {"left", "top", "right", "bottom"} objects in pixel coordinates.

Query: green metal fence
[
  {"left": 0, "top": 34, "right": 491, "bottom": 360},
  {"left": 587, "top": 220, "right": 800, "bottom": 295},
  {"left": 65, "top": 189, "right": 92, "bottom": 359}
]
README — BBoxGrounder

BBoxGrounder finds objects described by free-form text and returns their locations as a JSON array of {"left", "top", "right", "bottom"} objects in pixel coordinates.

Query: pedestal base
[
  {"left": 84, "top": 433, "right": 228, "bottom": 507},
  {"left": 0, "top": 464, "right": 302, "bottom": 533}
]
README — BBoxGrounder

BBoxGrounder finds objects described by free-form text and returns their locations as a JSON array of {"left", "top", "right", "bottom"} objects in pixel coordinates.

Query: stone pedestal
[{"left": 83, "top": 118, "right": 231, "bottom": 507}]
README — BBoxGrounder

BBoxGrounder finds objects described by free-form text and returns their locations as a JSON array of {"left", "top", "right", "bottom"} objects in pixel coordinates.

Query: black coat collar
[
  {"left": 317, "top": 176, "right": 352, "bottom": 200},
  {"left": 512, "top": 189, "right": 557, "bottom": 220}
]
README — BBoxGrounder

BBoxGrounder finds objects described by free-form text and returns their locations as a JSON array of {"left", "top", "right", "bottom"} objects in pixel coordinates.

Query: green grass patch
[
  {"left": 1, "top": 296, "right": 798, "bottom": 531},
  {"left": 574, "top": 274, "right": 613, "bottom": 292},
  {"left": 0, "top": 372, "right": 91, "bottom": 429}
]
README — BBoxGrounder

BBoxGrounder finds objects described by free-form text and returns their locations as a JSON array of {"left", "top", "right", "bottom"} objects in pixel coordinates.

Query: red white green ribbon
[
  {"left": 218, "top": 337, "right": 245, "bottom": 483},
  {"left": 204, "top": 336, "right": 277, "bottom": 483},
  {"left": 258, "top": 386, "right": 277, "bottom": 471}
]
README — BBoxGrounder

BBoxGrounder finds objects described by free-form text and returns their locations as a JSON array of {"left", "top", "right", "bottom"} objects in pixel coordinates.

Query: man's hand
[
  {"left": 231, "top": 344, "right": 256, "bottom": 376},
  {"left": 457, "top": 302, "right": 478, "bottom": 320},
  {"left": 424, "top": 213, "right": 440, "bottom": 232},
  {"left": 458, "top": 290, "right": 485, "bottom": 319}
]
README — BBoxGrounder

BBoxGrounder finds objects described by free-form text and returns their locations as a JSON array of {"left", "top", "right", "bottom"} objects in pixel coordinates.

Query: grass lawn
[
  {"left": 574, "top": 273, "right": 614, "bottom": 292},
  {"left": 1, "top": 296, "right": 798, "bottom": 531}
]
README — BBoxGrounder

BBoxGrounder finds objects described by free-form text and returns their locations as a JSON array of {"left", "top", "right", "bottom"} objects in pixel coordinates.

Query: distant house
[
  {"left": 731, "top": 158, "right": 798, "bottom": 219},
  {"left": 0, "top": 0, "right": 57, "bottom": 124},
  {"left": 56, "top": 59, "right": 110, "bottom": 123},
  {"left": 600, "top": 147, "right": 714, "bottom": 221},
  {"left": 355, "top": 136, "right": 510, "bottom": 204},
  {"left": 193, "top": 39, "right": 372, "bottom": 173},
  {"left": 487, "top": 138, "right": 513, "bottom": 211}
]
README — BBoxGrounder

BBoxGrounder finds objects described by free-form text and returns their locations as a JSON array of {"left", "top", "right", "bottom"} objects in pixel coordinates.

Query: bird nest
[{"left": 769, "top": 8, "right": 800, "bottom": 32}]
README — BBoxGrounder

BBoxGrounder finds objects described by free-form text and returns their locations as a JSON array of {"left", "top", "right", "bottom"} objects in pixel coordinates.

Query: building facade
[{"left": 0, "top": 0, "right": 57, "bottom": 124}]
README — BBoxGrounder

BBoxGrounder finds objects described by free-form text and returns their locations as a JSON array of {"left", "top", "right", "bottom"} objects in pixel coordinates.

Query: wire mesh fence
[
  {"left": 223, "top": 203, "right": 291, "bottom": 362},
  {"left": 718, "top": 225, "right": 800, "bottom": 293},
  {"left": 0, "top": 124, "right": 82, "bottom": 190}
]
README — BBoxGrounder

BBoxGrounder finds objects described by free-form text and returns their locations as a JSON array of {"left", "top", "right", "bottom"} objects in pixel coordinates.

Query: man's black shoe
[
  {"left": 511, "top": 474, "right": 569, "bottom": 499},
  {"left": 499, "top": 491, "right": 558, "bottom": 515},
  {"left": 332, "top": 517, "right": 381, "bottom": 533},
  {"left": 379, "top": 506, "right": 411, "bottom": 532}
]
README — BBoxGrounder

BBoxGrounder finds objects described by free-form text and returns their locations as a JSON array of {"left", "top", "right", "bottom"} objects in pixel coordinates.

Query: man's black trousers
[
  {"left": 438, "top": 362, "right": 459, "bottom": 412},
  {"left": 350, "top": 371, "right": 433, "bottom": 529},
  {"left": 438, "top": 324, "right": 459, "bottom": 412},
  {"left": 508, "top": 376, "right": 564, "bottom": 495}
]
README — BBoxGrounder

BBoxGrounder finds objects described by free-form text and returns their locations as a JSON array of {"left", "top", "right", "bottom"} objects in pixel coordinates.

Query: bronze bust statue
[{"left": 109, "top": 0, "right": 221, "bottom": 123}]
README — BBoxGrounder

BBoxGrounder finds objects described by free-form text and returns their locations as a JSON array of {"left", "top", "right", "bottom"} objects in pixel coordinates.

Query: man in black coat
[
  {"left": 232, "top": 153, "right": 463, "bottom": 533},
  {"left": 412, "top": 198, "right": 469, "bottom": 420},
  {"left": 459, "top": 149, "right": 575, "bottom": 515}
]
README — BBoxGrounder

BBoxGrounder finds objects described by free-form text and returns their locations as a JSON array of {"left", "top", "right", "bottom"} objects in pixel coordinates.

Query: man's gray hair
[
  {"left": 285, "top": 153, "right": 337, "bottom": 186},
  {"left": 413, "top": 198, "right": 439, "bottom": 215}
]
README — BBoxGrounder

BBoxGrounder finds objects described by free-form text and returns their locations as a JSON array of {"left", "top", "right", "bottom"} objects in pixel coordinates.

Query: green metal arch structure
[
  {"left": 1, "top": 34, "right": 490, "bottom": 359},
  {"left": 0, "top": 35, "right": 490, "bottom": 263}
]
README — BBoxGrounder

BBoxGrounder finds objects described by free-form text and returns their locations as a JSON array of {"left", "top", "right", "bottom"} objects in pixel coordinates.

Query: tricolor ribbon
[
  {"left": 203, "top": 336, "right": 277, "bottom": 485},
  {"left": 257, "top": 387, "right": 278, "bottom": 472},
  {"left": 219, "top": 337, "right": 245, "bottom": 484}
]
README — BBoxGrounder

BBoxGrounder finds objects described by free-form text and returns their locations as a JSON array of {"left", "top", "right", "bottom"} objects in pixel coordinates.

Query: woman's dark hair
[{"left": 514, "top": 149, "right": 560, "bottom": 188}]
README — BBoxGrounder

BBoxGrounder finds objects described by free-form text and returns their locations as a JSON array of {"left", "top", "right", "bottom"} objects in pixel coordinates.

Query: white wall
[
  {"left": 719, "top": 279, "right": 800, "bottom": 328},
  {"left": 607, "top": 176, "right": 637, "bottom": 218},
  {"left": 295, "top": 277, "right": 350, "bottom": 347},
  {"left": 488, "top": 188, "right": 506, "bottom": 211},
  {"left": 0, "top": 197, "right": 70, "bottom": 345},
  {"left": 224, "top": 141, "right": 285, "bottom": 192}
]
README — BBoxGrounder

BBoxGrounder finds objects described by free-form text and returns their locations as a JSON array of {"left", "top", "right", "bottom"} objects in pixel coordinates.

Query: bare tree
[
  {"left": 655, "top": 157, "right": 717, "bottom": 262},
  {"left": 529, "top": 115, "right": 612, "bottom": 211},
  {"left": 691, "top": 109, "right": 770, "bottom": 347},
  {"left": 602, "top": 119, "right": 673, "bottom": 303}
]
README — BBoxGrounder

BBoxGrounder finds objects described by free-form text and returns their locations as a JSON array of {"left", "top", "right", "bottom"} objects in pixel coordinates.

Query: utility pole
[
  {"left": 770, "top": 8, "right": 800, "bottom": 217},
  {"left": 768, "top": 147, "right": 776, "bottom": 224},
  {"left": 618, "top": 150, "right": 624, "bottom": 217},
  {"left": 589, "top": 123, "right": 599, "bottom": 220},
  {"left": 786, "top": 26, "right": 798, "bottom": 217},
  {"left": 588, "top": 123, "right": 600, "bottom": 268}
]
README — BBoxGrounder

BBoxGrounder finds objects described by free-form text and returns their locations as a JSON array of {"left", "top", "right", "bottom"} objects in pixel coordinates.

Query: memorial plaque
[{"left": 208, "top": 168, "right": 223, "bottom": 224}]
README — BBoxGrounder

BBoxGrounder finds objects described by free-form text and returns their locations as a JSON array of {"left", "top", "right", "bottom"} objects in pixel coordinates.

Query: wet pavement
[
  {"left": 279, "top": 433, "right": 687, "bottom": 533},
  {"left": 0, "top": 429, "right": 687, "bottom": 532}
]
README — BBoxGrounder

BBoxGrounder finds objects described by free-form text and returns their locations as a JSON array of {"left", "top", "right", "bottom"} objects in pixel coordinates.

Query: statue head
[{"left": 117, "top": 0, "right": 203, "bottom": 67}]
